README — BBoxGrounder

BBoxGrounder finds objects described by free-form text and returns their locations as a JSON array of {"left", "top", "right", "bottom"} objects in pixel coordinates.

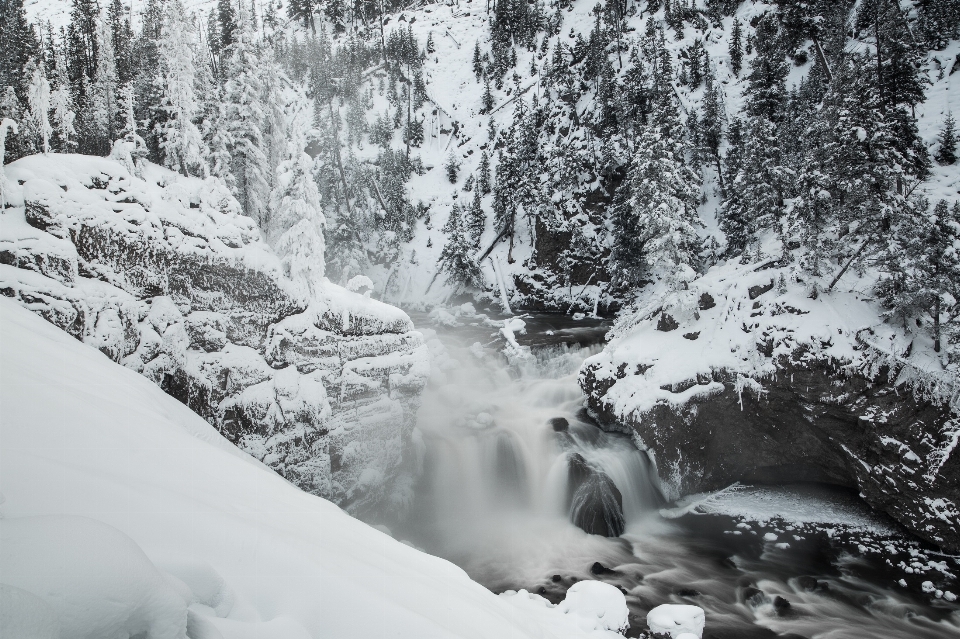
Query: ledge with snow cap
[
  {"left": 0, "top": 154, "right": 429, "bottom": 520},
  {"left": 579, "top": 257, "right": 960, "bottom": 553}
]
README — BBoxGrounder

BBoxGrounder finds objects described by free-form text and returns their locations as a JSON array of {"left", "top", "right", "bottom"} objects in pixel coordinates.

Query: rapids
[{"left": 390, "top": 312, "right": 960, "bottom": 639}]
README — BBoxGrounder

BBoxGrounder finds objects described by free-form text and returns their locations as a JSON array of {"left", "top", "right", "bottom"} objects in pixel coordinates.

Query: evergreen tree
[
  {"left": 612, "top": 98, "right": 702, "bottom": 286},
  {"left": 878, "top": 199, "right": 960, "bottom": 353},
  {"left": 270, "top": 152, "right": 326, "bottom": 295},
  {"left": 936, "top": 112, "right": 957, "bottom": 165},
  {"left": 155, "top": 0, "right": 208, "bottom": 177},
  {"left": 482, "top": 79, "right": 494, "bottom": 113},
  {"left": 26, "top": 59, "right": 52, "bottom": 154},
  {"left": 445, "top": 153, "right": 460, "bottom": 183},
  {"left": 218, "top": 0, "right": 238, "bottom": 50},
  {"left": 720, "top": 116, "right": 785, "bottom": 256},
  {"left": 473, "top": 41, "right": 483, "bottom": 80},
  {"left": 287, "top": 0, "right": 317, "bottom": 33},
  {"left": 729, "top": 18, "right": 742, "bottom": 76},
  {"left": 438, "top": 202, "right": 481, "bottom": 288},
  {"left": 222, "top": 11, "right": 270, "bottom": 224},
  {"left": 0, "top": 0, "right": 40, "bottom": 102},
  {"left": 467, "top": 187, "right": 485, "bottom": 249},
  {"left": 478, "top": 149, "right": 491, "bottom": 194},
  {"left": 49, "top": 46, "right": 76, "bottom": 150}
]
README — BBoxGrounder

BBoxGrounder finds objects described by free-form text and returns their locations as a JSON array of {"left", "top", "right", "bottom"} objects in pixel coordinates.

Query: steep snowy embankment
[{"left": 0, "top": 297, "right": 630, "bottom": 639}]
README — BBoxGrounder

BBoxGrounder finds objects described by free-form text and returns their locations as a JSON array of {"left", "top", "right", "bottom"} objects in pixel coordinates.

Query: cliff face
[
  {"left": 579, "top": 259, "right": 960, "bottom": 552},
  {"left": 1, "top": 154, "right": 428, "bottom": 519}
]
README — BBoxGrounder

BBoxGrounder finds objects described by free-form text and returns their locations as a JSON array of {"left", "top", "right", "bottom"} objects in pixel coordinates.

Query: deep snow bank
[
  {"left": 0, "top": 154, "right": 428, "bottom": 518},
  {"left": 0, "top": 298, "right": 628, "bottom": 639},
  {"left": 580, "top": 258, "right": 960, "bottom": 552}
]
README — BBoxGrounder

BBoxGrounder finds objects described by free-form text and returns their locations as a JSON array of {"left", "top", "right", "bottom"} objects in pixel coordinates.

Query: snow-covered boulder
[
  {"left": 580, "top": 258, "right": 960, "bottom": 552},
  {"left": 558, "top": 581, "right": 629, "bottom": 634},
  {"left": 646, "top": 604, "right": 704, "bottom": 638},
  {"left": 0, "top": 155, "right": 429, "bottom": 518}
]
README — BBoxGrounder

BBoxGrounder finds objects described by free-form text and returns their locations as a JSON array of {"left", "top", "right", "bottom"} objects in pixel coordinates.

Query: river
[{"left": 389, "top": 310, "right": 960, "bottom": 638}]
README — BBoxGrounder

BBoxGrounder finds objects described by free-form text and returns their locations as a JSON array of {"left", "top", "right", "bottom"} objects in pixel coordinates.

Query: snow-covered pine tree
[
  {"left": 478, "top": 149, "right": 491, "bottom": 194},
  {"left": 445, "top": 153, "right": 460, "bottom": 183},
  {"left": 438, "top": 202, "right": 481, "bottom": 288},
  {"left": 91, "top": 16, "right": 119, "bottom": 148},
  {"left": 937, "top": 112, "right": 957, "bottom": 165},
  {"left": 26, "top": 59, "right": 52, "bottom": 154},
  {"left": 0, "top": 0, "right": 40, "bottom": 107},
  {"left": 222, "top": 10, "right": 270, "bottom": 225},
  {"left": 49, "top": 45, "right": 76, "bottom": 151},
  {"left": 878, "top": 198, "right": 960, "bottom": 353},
  {"left": 155, "top": 0, "right": 208, "bottom": 177},
  {"left": 271, "top": 150, "right": 326, "bottom": 295},
  {"left": 729, "top": 18, "right": 742, "bottom": 76},
  {"left": 0, "top": 118, "right": 19, "bottom": 205},
  {"left": 612, "top": 95, "right": 702, "bottom": 286},
  {"left": 467, "top": 187, "right": 485, "bottom": 249}
]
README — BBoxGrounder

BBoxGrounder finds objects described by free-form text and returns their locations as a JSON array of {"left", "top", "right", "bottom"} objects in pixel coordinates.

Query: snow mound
[
  {"left": 646, "top": 604, "right": 705, "bottom": 639},
  {"left": 499, "top": 585, "right": 628, "bottom": 638},
  {"left": 0, "top": 515, "right": 187, "bottom": 639},
  {"left": 0, "top": 584, "right": 59, "bottom": 639},
  {"left": 558, "top": 581, "right": 629, "bottom": 634},
  {"left": 0, "top": 297, "right": 619, "bottom": 639}
]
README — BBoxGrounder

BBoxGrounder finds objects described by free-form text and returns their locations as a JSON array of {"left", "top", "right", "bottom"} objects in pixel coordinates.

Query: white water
[{"left": 393, "top": 318, "right": 960, "bottom": 638}]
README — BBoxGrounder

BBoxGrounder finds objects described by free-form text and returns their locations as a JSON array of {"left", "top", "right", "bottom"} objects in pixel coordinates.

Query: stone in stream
[
  {"left": 565, "top": 454, "right": 626, "bottom": 537},
  {"left": 549, "top": 417, "right": 569, "bottom": 432}
]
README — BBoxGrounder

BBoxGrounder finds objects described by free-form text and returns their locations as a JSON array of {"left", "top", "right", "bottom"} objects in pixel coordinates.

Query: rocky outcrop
[
  {"left": 580, "top": 260, "right": 960, "bottom": 552},
  {"left": 1, "top": 155, "right": 428, "bottom": 519}
]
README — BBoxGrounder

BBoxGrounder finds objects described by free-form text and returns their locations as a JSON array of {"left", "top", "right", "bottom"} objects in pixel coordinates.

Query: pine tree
[
  {"left": 878, "top": 199, "right": 960, "bottom": 353},
  {"left": 91, "top": 16, "right": 119, "bottom": 149},
  {"left": 473, "top": 41, "right": 483, "bottom": 80},
  {"left": 218, "top": 0, "right": 238, "bottom": 50},
  {"left": 222, "top": 11, "right": 270, "bottom": 224},
  {"left": 936, "top": 112, "right": 957, "bottom": 165},
  {"left": 50, "top": 46, "right": 76, "bottom": 151},
  {"left": 612, "top": 98, "right": 702, "bottom": 286},
  {"left": 155, "top": 0, "right": 208, "bottom": 176},
  {"left": 729, "top": 18, "right": 742, "bottom": 77},
  {"left": 26, "top": 60, "right": 52, "bottom": 154},
  {"left": 271, "top": 152, "right": 326, "bottom": 295},
  {"left": 287, "top": 0, "right": 317, "bottom": 33},
  {"left": 482, "top": 78, "right": 494, "bottom": 113},
  {"left": 0, "top": 0, "right": 40, "bottom": 103},
  {"left": 467, "top": 187, "right": 485, "bottom": 249},
  {"left": 478, "top": 149, "right": 491, "bottom": 194},
  {"left": 720, "top": 116, "right": 785, "bottom": 256},
  {"left": 445, "top": 153, "right": 460, "bottom": 183},
  {"left": 438, "top": 202, "right": 481, "bottom": 288},
  {"left": 1, "top": 118, "right": 20, "bottom": 205}
]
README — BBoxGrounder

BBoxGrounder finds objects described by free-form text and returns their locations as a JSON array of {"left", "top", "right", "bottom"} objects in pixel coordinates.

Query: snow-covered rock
[
  {"left": 557, "top": 581, "right": 629, "bottom": 634},
  {"left": 0, "top": 297, "right": 620, "bottom": 639},
  {"left": 646, "top": 604, "right": 705, "bottom": 639},
  {"left": 580, "top": 258, "right": 960, "bottom": 552},
  {"left": 0, "top": 154, "right": 428, "bottom": 517}
]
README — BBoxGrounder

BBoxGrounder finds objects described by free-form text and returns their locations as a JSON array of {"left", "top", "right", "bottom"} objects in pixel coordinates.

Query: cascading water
[{"left": 390, "top": 312, "right": 960, "bottom": 638}]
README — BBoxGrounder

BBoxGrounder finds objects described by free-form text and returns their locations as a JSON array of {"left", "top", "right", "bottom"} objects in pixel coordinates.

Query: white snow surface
[
  {"left": 0, "top": 297, "right": 626, "bottom": 639},
  {"left": 646, "top": 604, "right": 705, "bottom": 639}
]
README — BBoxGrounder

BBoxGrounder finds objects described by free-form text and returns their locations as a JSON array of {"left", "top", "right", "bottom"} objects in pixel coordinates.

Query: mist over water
[{"left": 393, "top": 315, "right": 960, "bottom": 638}]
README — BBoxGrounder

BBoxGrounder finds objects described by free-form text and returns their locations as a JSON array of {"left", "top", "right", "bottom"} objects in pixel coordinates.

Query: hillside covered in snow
[{"left": 0, "top": 297, "right": 641, "bottom": 639}]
